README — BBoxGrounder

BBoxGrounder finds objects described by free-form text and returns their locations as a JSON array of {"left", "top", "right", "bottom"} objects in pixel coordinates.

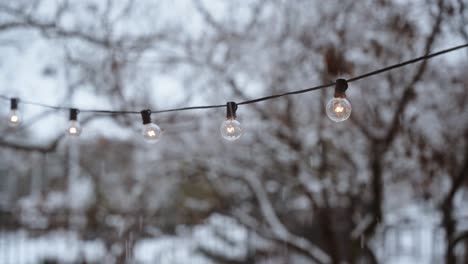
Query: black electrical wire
[
  {"left": 153, "top": 104, "right": 226, "bottom": 114},
  {"left": 346, "top": 43, "right": 468, "bottom": 82},
  {"left": 1, "top": 43, "right": 467, "bottom": 114},
  {"left": 18, "top": 99, "right": 66, "bottom": 110}
]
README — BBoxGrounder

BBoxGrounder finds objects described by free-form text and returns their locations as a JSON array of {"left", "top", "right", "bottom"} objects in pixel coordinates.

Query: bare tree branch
[{"left": 241, "top": 172, "right": 331, "bottom": 263}]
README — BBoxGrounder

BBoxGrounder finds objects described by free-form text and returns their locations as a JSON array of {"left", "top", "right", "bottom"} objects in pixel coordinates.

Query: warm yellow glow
[
  {"left": 69, "top": 127, "right": 77, "bottom": 134},
  {"left": 10, "top": 115, "right": 19, "bottom": 122},
  {"left": 147, "top": 130, "right": 157, "bottom": 137},
  {"left": 226, "top": 126, "right": 235, "bottom": 133},
  {"left": 334, "top": 104, "right": 344, "bottom": 113}
]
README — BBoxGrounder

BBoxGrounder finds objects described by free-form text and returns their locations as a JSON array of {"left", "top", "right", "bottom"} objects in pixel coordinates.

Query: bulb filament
[
  {"left": 147, "top": 130, "right": 157, "bottom": 137},
  {"left": 334, "top": 105, "right": 344, "bottom": 113},
  {"left": 226, "top": 125, "right": 235, "bottom": 134},
  {"left": 335, "top": 105, "right": 344, "bottom": 113}
]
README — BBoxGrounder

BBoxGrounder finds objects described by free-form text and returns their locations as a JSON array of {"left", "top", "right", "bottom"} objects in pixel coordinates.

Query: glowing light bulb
[
  {"left": 8, "top": 109, "right": 21, "bottom": 127},
  {"left": 8, "top": 98, "right": 21, "bottom": 127},
  {"left": 221, "top": 102, "right": 242, "bottom": 141},
  {"left": 220, "top": 118, "right": 243, "bottom": 141},
  {"left": 326, "top": 79, "right": 352, "bottom": 122},
  {"left": 142, "top": 123, "right": 162, "bottom": 143},
  {"left": 67, "top": 120, "right": 82, "bottom": 136},
  {"left": 67, "top": 108, "right": 81, "bottom": 136},
  {"left": 326, "top": 98, "right": 352, "bottom": 122},
  {"left": 140, "top": 109, "right": 162, "bottom": 143}
]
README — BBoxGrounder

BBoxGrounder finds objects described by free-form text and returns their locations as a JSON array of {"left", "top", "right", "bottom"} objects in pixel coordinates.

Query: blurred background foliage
[{"left": 0, "top": 0, "right": 467, "bottom": 263}]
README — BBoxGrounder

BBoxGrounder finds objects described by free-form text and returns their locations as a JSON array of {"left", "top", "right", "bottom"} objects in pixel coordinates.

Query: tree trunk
[{"left": 442, "top": 197, "right": 456, "bottom": 264}]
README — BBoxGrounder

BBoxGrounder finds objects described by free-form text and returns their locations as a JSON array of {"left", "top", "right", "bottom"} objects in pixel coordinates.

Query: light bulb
[
  {"left": 140, "top": 109, "right": 162, "bottom": 143},
  {"left": 221, "top": 102, "right": 242, "bottom": 141},
  {"left": 326, "top": 97, "right": 352, "bottom": 122},
  {"left": 220, "top": 118, "right": 243, "bottom": 141},
  {"left": 142, "top": 123, "right": 162, "bottom": 143},
  {"left": 326, "top": 79, "right": 352, "bottom": 122},
  {"left": 67, "top": 108, "right": 81, "bottom": 136},
  {"left": 8, "top": 109, "right": 21, "bottom": 127},
  {"left": 8, "top": 98, "right": 21, "bottom": 127},
  {"left": 67, "top": 120, "right": 81, "bottom": 136}
]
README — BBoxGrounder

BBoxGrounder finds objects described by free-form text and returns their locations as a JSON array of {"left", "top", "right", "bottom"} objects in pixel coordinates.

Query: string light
[
  {"left": 140, "top": 109, "right": 162, "bottom": 143},
  {"left": 220, "top": 102, "right": 243, "bottom": 141},
  {"left": 326, "top": 79, "right": 352, "bottom": 122},
  {"left": 67, "top": 108, "right": 81, "bottom": 136},
  {"left": 7, "top": 98, "right": 21, "bottom": 127},
  {"left": 0, "top": 43, "right": 466, "bottom": 142}
]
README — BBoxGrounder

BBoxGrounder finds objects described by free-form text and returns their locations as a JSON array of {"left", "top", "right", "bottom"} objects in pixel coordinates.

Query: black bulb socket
[
  {"left": 69, "top": 108, "right": 79, "bottom": 121},
  {"left": 10, "top": 98, "right": 19, "bottom": 110},
  {"left": 140, "top": 109, "right": 152, "bottom": 125},
  {"left": 334, "top": 79, "right": 348, "bottom": 98},
  {"left": 226, "top": 102, "right": 238, "bottom": 119}
]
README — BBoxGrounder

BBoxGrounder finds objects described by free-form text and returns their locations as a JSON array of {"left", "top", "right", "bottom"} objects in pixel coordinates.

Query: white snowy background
[{"left": 0, "top": 0, "right": 468, "bottom": 263}]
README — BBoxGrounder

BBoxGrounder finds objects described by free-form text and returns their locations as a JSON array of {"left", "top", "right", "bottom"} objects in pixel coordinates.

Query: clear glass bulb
[
  {"left": 8, "top": 109, "right": 21, "bottom": 127},
  {"left": 142, "top": 123, "right": 162, "bottom": 143},
  {"left": 326, "top": 97, "right": 352, "bottom": 122},
  {"left": 67, "top": 120, "right": 82, "bottom": 136},
  {"left": 220, "top": 118, "right": 243, "bottom": 141}
]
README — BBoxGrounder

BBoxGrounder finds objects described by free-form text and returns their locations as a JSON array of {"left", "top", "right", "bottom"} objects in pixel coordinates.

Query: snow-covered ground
[
  {"left": 0, "top": 230, "right": 105, "bottom": 264},
  {"left": 0, "top": 214, "right": 255, "bottom": 264},
  {"left": 0, "top": 213, "right": 459, "bottom": 264}
]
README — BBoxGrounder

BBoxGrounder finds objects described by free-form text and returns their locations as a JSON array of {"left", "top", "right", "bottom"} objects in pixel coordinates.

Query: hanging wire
[{"left": 1, "top": 43, "right": 467, "bottom": 114}]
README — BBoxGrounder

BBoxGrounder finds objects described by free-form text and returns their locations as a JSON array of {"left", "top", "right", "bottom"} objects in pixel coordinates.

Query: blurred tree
[{"left": 0, "top": 0, "right": 467, "bottom": 263}]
